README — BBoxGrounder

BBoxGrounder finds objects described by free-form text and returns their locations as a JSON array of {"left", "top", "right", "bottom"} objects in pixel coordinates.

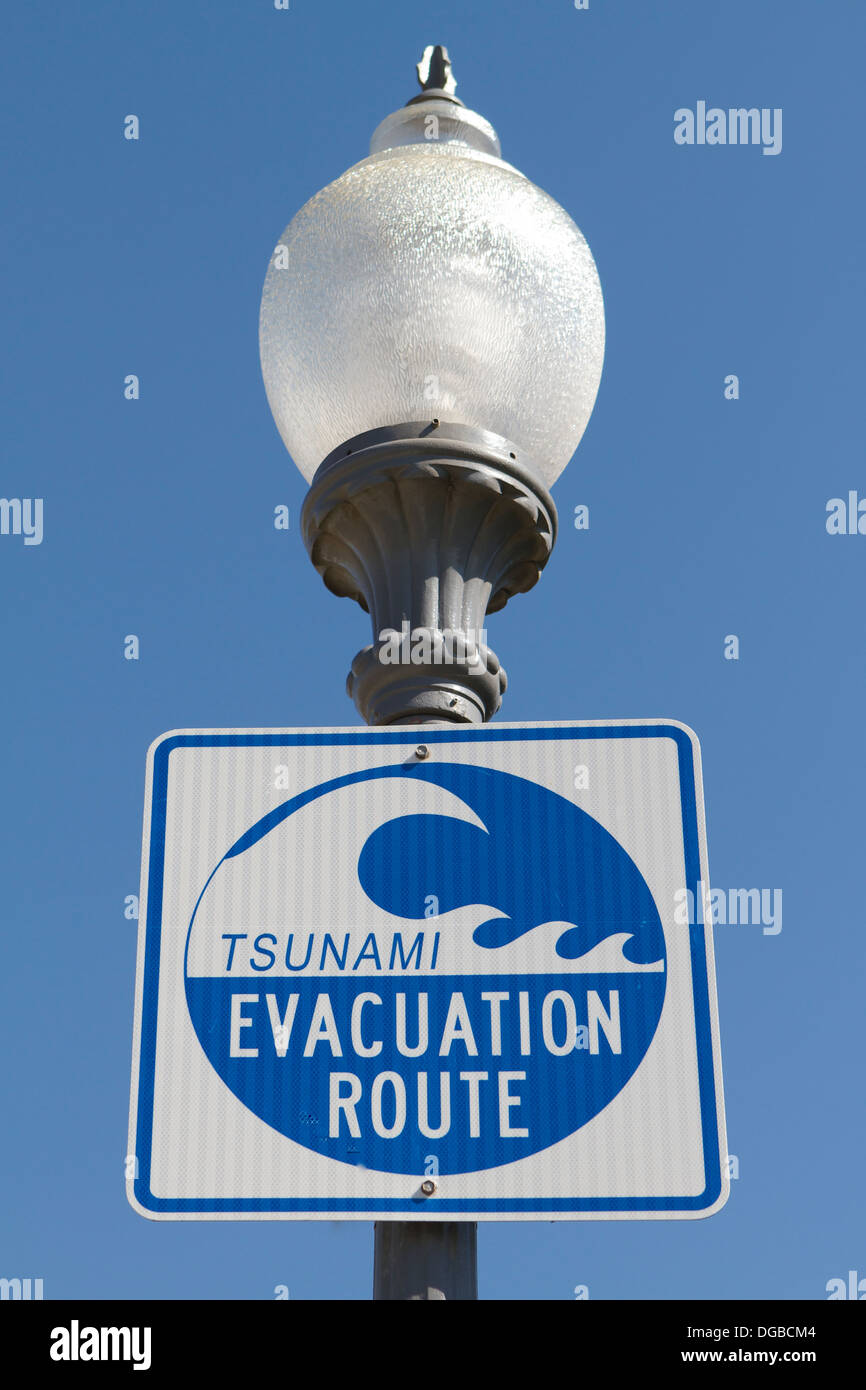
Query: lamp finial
[{"left": 416, "top": 44, "right": 457, "bottom": 97}]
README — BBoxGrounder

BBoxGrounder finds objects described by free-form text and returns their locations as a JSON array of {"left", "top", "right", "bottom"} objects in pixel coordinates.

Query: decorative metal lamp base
[{"left": 301, "top": 421, "right": 558, "bottom": 725}]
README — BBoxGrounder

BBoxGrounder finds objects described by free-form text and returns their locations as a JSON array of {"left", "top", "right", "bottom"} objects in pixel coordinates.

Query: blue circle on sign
[{"left": 184, "top": 763, "right": 666, "bottom": 1176}]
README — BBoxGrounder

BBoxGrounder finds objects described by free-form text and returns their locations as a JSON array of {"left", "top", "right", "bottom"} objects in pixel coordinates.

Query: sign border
[{"left": 127, "top": 720, "right": 728, "bottom": 1220}]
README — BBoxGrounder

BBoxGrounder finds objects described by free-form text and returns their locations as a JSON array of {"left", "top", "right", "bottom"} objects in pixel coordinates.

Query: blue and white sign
[{"left": 127, "top": 720, "right": 728, "bottom": 1219}]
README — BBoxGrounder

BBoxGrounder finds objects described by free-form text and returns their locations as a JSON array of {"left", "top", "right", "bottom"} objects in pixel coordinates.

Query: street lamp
[
  {"left": 260, "top": 45, "right": 605, "bottom": 726},
  {"left": 259, "top": 43, "right": 604, "bottom": 1300}
]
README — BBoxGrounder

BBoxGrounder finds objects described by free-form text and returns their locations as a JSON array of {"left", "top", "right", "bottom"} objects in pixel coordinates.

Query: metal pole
[
  {"left": 302, "top": 427, "right": 557, "bottom": 1300},
  {"left": 368, "top": 715, "right": 477, "bottom": 1300},
  {"left": 373, "top": 1220, "right": 477, "bottom": 1300}
]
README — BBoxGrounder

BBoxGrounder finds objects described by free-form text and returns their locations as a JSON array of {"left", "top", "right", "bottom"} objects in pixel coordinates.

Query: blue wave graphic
[{"left": 356, "top": 763, "right": 665, "bottom": 967}]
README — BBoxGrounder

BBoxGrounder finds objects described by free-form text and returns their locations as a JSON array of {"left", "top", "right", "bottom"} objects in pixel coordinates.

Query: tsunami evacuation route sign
[{"left": 126, "top": 719, "right": 728, "bottom": 1220}]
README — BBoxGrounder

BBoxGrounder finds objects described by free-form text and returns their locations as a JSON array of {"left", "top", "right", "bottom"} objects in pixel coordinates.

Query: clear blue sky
[{"left": 1, "top": 0, "right": 863, "bottom": 1299}]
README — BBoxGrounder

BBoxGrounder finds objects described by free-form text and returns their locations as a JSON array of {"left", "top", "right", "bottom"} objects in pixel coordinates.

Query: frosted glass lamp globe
[{"left": 259, "top": 71, "right": 604, "bottom": 489}]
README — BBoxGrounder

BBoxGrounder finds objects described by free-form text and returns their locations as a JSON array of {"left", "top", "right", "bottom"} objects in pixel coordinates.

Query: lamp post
[{"left": 259, "top": 45, "right": 605, "bottom": 1297}]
